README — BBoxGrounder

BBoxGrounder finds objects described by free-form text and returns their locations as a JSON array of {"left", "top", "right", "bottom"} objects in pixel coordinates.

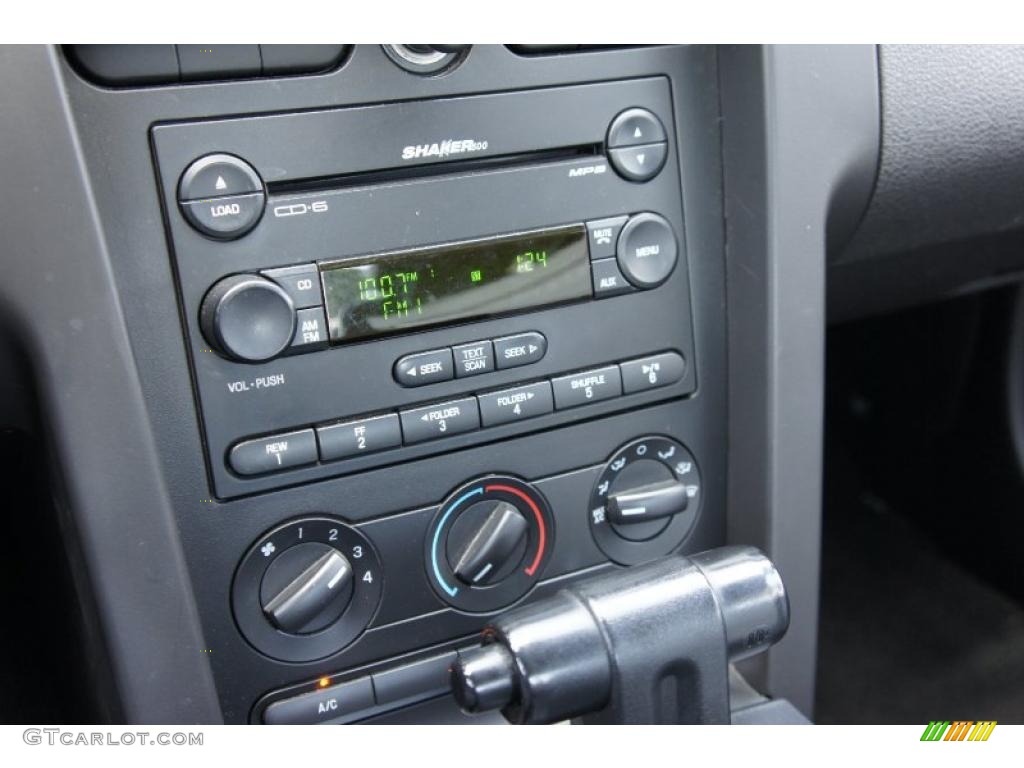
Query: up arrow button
[{"left": 607, "top": 107, "right": 667, "bottom": 148}]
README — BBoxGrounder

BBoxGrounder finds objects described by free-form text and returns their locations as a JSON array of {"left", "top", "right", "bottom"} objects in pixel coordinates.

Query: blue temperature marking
[{"left": 432, "top": 486, "right": 484, "bottom": 597}]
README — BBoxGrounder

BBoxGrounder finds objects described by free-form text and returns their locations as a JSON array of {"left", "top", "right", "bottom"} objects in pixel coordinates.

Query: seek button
[
  {"left": 394, "top": 349, "right": 454, "bottom": 387},
  {"left": 493, "top": 332, "right": 547, "bottom": 370}
]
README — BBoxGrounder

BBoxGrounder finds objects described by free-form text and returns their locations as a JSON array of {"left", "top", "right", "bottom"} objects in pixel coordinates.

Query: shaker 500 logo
[{"left": 401, "top": 139, "right": 488, "bottom": 160}]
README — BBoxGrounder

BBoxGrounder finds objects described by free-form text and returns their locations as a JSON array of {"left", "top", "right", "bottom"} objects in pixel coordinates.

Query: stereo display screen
[{"left": 321, "top": 224, "right": 591, "bottom": 343}]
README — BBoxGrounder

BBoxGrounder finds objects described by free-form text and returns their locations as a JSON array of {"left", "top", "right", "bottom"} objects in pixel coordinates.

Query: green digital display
[{"left": 320, "top": 225, "right": 590, "bottom": 343}]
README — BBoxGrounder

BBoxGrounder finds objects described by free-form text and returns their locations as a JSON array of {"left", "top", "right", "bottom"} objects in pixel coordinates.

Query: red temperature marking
[{"left": 485, "top": 484, "right": 547, "bottom": 576}]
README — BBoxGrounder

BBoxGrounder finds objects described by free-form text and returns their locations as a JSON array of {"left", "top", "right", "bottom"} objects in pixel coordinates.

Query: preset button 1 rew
[{"left": 229, "top": 429, "right": 318, "bottom": 476}]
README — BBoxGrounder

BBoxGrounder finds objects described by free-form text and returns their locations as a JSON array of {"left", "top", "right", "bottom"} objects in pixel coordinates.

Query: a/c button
[{"left": 263, "top": 677, "right": 374, "bottom": 724}]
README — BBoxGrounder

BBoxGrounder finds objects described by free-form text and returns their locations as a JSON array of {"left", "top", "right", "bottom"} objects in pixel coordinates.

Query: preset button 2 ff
[{"left": 317, "top": 414, "right": 402, "bottom": 461}]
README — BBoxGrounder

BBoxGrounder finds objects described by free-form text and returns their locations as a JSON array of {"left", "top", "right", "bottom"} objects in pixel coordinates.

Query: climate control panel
[
  {"left": 232, "top": 436, "right": 702, "bottom": 685},
  {"left": 239, "top": 433, "right": 707, "bottom": 722}
]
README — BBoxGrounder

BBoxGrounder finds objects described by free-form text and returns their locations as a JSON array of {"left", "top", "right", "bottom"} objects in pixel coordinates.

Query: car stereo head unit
[{"left": 152, "top": 76, "right": 696, "bottom": 499}]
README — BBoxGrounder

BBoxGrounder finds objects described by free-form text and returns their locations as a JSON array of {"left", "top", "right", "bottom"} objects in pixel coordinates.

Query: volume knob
[{"left": 200, "top": 274, "right": 296, "bottom": 362}]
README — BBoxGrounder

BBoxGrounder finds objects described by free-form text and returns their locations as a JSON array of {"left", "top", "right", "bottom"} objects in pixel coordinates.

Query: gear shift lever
[{"left": 449, "top": 545, "right": 789, "bottom": 724}]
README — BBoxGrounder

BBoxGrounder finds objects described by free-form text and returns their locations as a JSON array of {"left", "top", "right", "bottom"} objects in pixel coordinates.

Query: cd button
[
  {"left": 551, "top": 366, "right": 623, "bottom": 410},
  {"left": 263, "top": 264, "right": 323, "bottom": 309},
  {"left": 493, "top": 332, "right": 547, "bottom": 370},
  {"left": 585, "top": 216, "right": 628, "bottom": 260},
  {"left": 452, "top": 340, "right": 494, "bottom": 378},
  {"left": 394, "top": 349, "right": 454, "bottom": 387},
  {"left": 591, "top": 258, "right": 635, "bottom": 298},
  {"left": 400, "top": 398, "right": 480, "bottom": 444},
  {"left": 608, "top": 142, "right": 667, "bottom": 182}
]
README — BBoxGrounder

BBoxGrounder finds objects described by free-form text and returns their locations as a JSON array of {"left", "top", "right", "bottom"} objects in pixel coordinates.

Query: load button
[{"left": 493, "top": 332, "right": 547, "bottom": 370}]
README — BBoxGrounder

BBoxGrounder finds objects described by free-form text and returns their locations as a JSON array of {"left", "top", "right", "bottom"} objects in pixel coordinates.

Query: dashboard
[{"left": 6, "top": 43, "right": 1021, "bottom": 725}]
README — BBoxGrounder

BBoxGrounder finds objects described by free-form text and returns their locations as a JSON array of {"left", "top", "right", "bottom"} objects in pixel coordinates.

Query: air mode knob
[
  {"left": 589, "top": 436, "right": 702, "bottom": 565},
  {"left": 200, "top": 274, "right": 296, "bottom": 363}
]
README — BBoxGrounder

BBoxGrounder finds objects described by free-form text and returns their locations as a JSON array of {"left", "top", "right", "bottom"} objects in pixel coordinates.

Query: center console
[{"left": 49, "top": 44, "right": 737, "bottom": 724}]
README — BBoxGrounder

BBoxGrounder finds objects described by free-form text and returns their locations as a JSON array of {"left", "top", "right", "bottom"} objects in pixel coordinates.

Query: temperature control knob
[
  {"left": 426, "top": 475, "right": 554, "bottom": 613},
  {"left": 200, "top": 274, "right": 296, "bottom": 363},
  {"left": 448, "top": 501, "right": 529, "bottom": 586}
]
